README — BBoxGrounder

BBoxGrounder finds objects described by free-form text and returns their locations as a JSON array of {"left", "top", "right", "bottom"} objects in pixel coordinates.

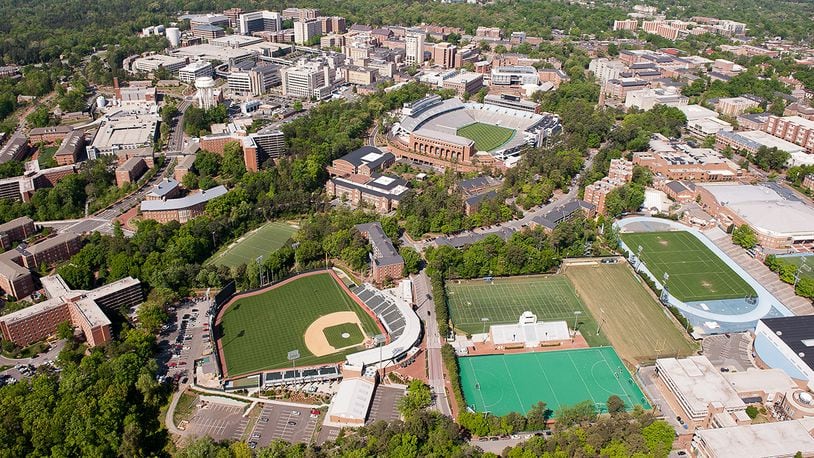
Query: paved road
[
  {"left": 412, "top": 271, "right": 452, "bottom": 417},
  {"left": 168, "top": 100, "right": 191, "bottom": 153},
  {"left": 408, "top": 150, "right": 597, "bottom": 251}
]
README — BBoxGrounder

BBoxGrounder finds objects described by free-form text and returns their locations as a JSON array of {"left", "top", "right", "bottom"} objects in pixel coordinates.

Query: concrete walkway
[
  {"left": 703, "top": 228, "right": 813, "bottom": 316},
  {"left": 616, "top": 217, "right": 792, "bottom": 325}
]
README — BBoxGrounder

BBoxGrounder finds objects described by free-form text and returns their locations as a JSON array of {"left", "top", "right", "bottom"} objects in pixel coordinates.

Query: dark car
[{"left": 287, "top": 421, "right": 297, "bottom": 426}]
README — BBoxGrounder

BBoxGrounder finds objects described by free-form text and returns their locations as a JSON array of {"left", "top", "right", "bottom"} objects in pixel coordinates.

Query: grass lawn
[
  {"left": 447, "top": 275, "right": 609, "bottom": 347},
  {"left": 565, "top": 263, "right": 697, "bottom": 365},
  {"left": 621, "top": 231, "right": 755, "bottom": 302},
  {"left": 323, "top": 323, "right": 364, "bottom": 348},
  {"left": 774, "top": 255, "right": 814, "bottom": 280},
  {"left": 206, "top": 221, "right": 298, "bottom": 269},
  {"left": 172, "top": 392, "right": 198, "bottom": 425},
  {"left": 459, "top": 348, "right": 650, "bottom": 416},
  {"left": 456, "top": 122, "right": 515, "bottom": 151},
  {"left": 217, "top": 272, "right": 380, "bottom": 377}
]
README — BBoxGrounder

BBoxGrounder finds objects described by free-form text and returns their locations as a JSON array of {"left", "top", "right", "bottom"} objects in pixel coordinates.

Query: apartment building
[
  {"left": 583, "top": 159, "right": 634, "bottom": 214},
  {"left": 589, "top": 58, "right": 627, "bottom": 84},
  {"left": 763, "top": 115, "right": 814, "bottom": 152},
  {"left": 242, "top": 131, "right": 286, "bottom": 172},
  {"left": 0, "top": 217, "right": 35, "bottom": 250},
  {"left": 613, "top": 19, "right": 638, "bottom": 31},
  {"left": 54, "top": 129, "right": 86, "bottom": 165},
  {"left": 715, "top": 96, "right": 760, "bottom": 117},
  {"left": 355, "top": 222, "right": 404, "bottom": 284}
]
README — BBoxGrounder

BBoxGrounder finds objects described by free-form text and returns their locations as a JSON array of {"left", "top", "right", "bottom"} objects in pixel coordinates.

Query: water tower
[
  {"left": 195, "top": 77, "right": 216, "bottom": 110},
  {"left": 166, "top": 27, "right": 181, "bottom": 47}
]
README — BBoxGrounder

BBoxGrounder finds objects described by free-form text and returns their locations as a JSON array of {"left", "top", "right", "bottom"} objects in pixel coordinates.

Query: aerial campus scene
[{"left": 3, "top": 1, "right": 814, "bottom": 458}]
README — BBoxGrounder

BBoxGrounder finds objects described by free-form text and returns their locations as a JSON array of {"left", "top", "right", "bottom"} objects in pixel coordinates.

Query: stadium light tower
[
  {"left": 596, "top": 308, "right": 606, "bottom": 336},
  {"left": 374, "top": 334, "right": 387, "bottom": 378},
  {"left": 572, "top": 311, "right": 582, "bottom": 341},
  {"left": 795, "top": 259, "right": 811, "bottom": 288},
  {"left": 636, "top": 245, "right": 643, "bottom": 272},
  {"left": 481, "top": 317, "right": 489, "bottom": 334},
  {"left": 256, "top": 255, "right": 264, "bottom": 286}
]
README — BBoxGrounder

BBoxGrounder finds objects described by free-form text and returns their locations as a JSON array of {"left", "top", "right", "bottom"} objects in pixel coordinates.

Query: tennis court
[
  {"left": 207, "top": 221, "right": 298, "bottom": 268},
  {"left": 447, "top": 275, "right": 609, "bottom": 347},
  {"left": 459, "top": 348, "right": 650, "bottom": 416},
  {"left": 621, "top": 231, "right": 755, "bottom": 302}
]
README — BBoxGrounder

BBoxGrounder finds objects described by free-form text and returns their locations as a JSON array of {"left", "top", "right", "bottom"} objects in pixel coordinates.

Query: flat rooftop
[
  {"left": 171, "top": 44, "right": 256, "bottom": 63},
  {"left": 700, "top": 183, "right": 814, "bottom": 237},
  {"left": 656, "top": 356, "right": 746, "bottom": 414},
  {"left": 92, "top": 115, "right": 159, "bottom": 150},
  {"left": 694, "top": 418, "right": 814, "bottom": 457}
]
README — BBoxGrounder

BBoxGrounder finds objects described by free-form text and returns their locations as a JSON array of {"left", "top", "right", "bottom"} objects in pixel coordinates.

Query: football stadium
[{"left": 390, "top": 95, "right": 561, "bottom": 170}]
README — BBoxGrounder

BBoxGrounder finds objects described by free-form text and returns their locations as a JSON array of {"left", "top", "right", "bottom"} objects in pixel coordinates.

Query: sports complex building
[
  {"left": 389, "top": 95, "right": 561, "bottom": 171},
  {"left": 697, "top": 183, "right": 814, "bottom": 249}
]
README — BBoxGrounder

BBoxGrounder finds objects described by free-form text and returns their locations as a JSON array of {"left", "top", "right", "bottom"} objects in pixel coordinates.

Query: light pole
[
  {"left": 211, "top": 231, "right": 216, "bottom": 248},
  {"left": 572, "top": 311, "right": 582, "bottom": 341},
  {"left": 596, "top": 308, "right": 606, "bottom": 336},
  {"left": 374, "top": 334, "right": 386, "bottom": 378},
  {"left": 794, "top": 259, "right": 810, "bottom": 288},
  {"left": 256, "top": 255, "right": 264, "bottom": 287},
  {"left": 636, "top": 245, "right": 643, "bottom": 272}
]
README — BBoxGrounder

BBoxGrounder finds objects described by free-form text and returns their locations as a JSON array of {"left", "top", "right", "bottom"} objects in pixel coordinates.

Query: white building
[
  {"left": 405, "top": 32, "right": 425, "bottom": 66},
  {"left": 130, "top": 54, "right": 187, "bottom": 75},
  {"left": 280, "top": 61, "right": 333, "bottom": 99},
  {"left": 227, "top": 64, "right": 281, "bottom": 96},
  {"left": 325, "top": 377, "right": 377, "bottom": 426},
  {"left": 294, "top": 19, "right": 321, "bottom": 45},
  {"left": 490, "top": 66, "right": 539, "bottom": 86},
  {"left": 195, "top": 77, "right": 216, "bottom": 110},
  {"left": 238, "top": 10, "right": 282, "bottom": 35},
  {"left": 692, "top": 418, "right": 814, "bottom": 458},
  {"left": 177, "top": 61, "right": 213, "bottom": 84},
  {"left": 589, "top": 58, "right": 627, "bottom": 84},
  {"left": 624, "top": 87, "right": 688, "bottom": 110},
  {"left": 489, "top": 312, "right": 571, "bottom": 348},
  {"left": 655, "top": 356, "right": 748, "bottom": 423}
]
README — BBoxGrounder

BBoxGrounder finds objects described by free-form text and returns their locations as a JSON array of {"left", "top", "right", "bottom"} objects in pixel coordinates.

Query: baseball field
[{"left": 216, "top": 272, "right": 380, "bottom": 377}]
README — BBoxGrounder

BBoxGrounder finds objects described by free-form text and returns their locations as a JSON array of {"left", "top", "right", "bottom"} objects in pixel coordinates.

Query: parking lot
[
  {"left": 367, "top": 385, "right": 405, "bottom": 424},
  {"left": 246, "top": 404, "right": 319, "bottom": 448},
  {"left": 183, "top": 399, "right": 248, "bottom": 442},
  {"left": 157, "top": 297, "right": 215, "bottom": 386},
  {"left": 702, "top": 333, "right": 755, "bottom": 372}
]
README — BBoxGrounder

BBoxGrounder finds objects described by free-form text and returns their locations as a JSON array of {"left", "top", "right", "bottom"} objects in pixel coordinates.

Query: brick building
[
  {"left": 355, "top": 222, "right": 404, "bottom": 284},
  {"left": 28, "top": 126, "right": 72, "bottom": 145},
  {"left": 763, "top": 115, "right": 814, "bottom": 152},
  {"left": 140, "top": 185, "right": 228, "bottom": 224},
  {"left": 54, "top": 130, "right": 86, "bottom": 165},
  {"left": 325, "top": 147, "right": 406, "bottom": 213},
  {"left": 174, "top": 155, "right": 197, "bottom": 182},
  {"left": 0, "top": 216, "right": 35, "bottom": 250},
  {"left": 0, "top": 274, "right": 142, "bottom": 347},
  {"left": 115, "top": 157, "right": 148, "bottom": 187},
  {"left": 582, "top": 159, "right": 634, "bottom": 214}
]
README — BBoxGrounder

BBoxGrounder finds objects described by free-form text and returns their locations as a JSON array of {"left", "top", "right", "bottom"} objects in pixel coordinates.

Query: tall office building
[
  {"left": 294, "top": 19, "right": 322, "bottom": 45},
  {"left": 281, "top": 61, "right": 333, "bottom": 99},
  {"left": 432, "top": 42, "right": 457, "bottom": 69},
  {"left": 405, "top": 32, "right": 425, "bottom": 66},
  {"left": 238, "top": 10, "right": 282, "bottom": 35}
]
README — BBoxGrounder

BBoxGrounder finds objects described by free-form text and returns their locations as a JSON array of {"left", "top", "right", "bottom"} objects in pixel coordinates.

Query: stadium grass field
[
  {"left": 323, "top": 323, "right": 364, "bottom": 349},
  {"left": 456, "top": 122, "right": 515, "bottom": 151},
  {"left": 774, "top": 255, "right": 814, "bottom": 280},
  {"left": 447, "top": 275, "right": 609, "bottom": 347},
  {"left": 206, "top": 221, "right": 298, "bottom": 269},
  {"left": 621, "top": 231, "right": 756, "bottom": 302},
  {"left": 217, "top": 272, "right": 380, "bottom": 376},
  {"left": 459, "top": 348, "right": 651, "bottom": 416},
  {"left": 564, "top": 263, "right": 697, "bottom": 365}
]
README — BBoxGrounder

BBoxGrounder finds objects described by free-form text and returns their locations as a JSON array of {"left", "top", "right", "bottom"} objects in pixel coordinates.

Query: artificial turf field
[
  {"left": 620, "top": 231, "right": 755, "bottom": 302},
  {"left": 206, "top": 221, "right": 298, "bottom": 269},
  {"left": 447, "top": 275, "right": 609, "bottom": 347},
  {"left": 217, "top": 273, "right": 379, "bottom": 376},
  {"left": 564, "top": 263, "right": 697, "bottom": 365},
  {"left": 456, "top": 122, "right": 515, "bottom": 151},
  {"left": 459, "top": 348, "right": 651, "bottom": 416}
]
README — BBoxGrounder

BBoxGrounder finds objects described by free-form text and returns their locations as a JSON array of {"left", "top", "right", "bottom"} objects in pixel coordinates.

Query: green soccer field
[
  {"left": 620, "top": 231, "right": 756, "bottom": 302},
  {"left": 206, "top": 221, "right": 298, "bottom": 269},
  {"left": 216, "top": 272, "right": 380, "bottom": 377},
  {"left": 459, "top": 348, "right": 651, "bottom": 416},
  {"left": 456, "top": 122, "right": 516, "bottom": 151},
  {"left": 447, "top": 275, "right": 609, "bottom": 347}
]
